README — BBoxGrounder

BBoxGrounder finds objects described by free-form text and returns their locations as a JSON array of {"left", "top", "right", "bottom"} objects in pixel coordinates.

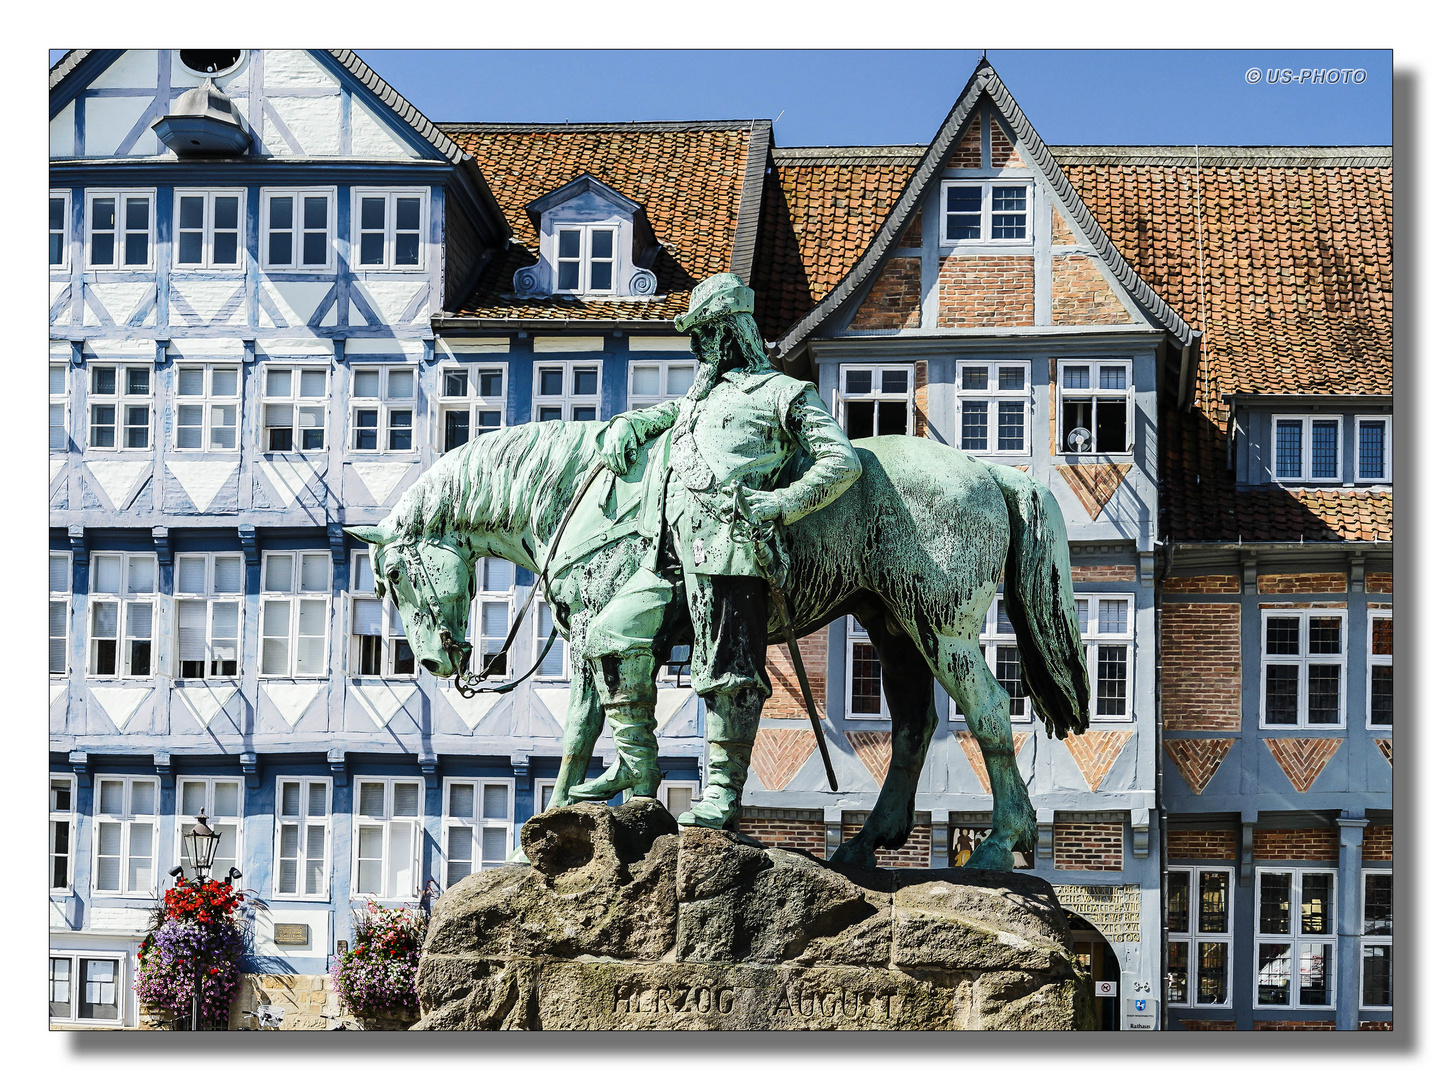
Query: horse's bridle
[{"left": 387, "top": 460, "right": 608, "bottom": 699}]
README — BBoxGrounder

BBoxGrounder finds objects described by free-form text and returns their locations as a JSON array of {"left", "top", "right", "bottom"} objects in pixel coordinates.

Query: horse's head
[{"left": 345, "top": 525, "right": 475, "bottom": 678}]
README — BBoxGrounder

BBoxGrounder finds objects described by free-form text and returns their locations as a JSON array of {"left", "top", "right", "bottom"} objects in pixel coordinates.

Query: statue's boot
[
  {"left": 678, "top": 687, "right": 764, "bottom": 831},
  {"left": 570, "top": 651, "right": 660, "bottom": 801}
]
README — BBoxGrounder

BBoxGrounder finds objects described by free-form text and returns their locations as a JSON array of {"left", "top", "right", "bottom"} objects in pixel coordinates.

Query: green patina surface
[{"left": 348, "top": 273, "right": 1090, "bottom": 871}]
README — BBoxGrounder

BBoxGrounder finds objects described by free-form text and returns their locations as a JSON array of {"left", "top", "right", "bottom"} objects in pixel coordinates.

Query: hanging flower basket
[
  {"left": 133, "top": 877, "right": 249, "bottom": 1030},
  {"left": 329, "top": 899, "right": 429, "bottom": 1023}
]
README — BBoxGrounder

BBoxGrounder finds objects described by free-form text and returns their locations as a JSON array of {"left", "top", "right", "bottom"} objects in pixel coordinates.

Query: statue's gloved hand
[
  {"left": 601, "top": 418, "right": 639, "bottom": 474},
  {"left": 741, "top": 488, "right": 785, "bottom": 523}
]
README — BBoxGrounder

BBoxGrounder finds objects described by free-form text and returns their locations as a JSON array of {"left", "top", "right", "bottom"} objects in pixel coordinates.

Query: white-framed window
[
  {"left": 1057, "top": 360, "right": 1132, "bottom": 454},
  {"left": 535, "top": 601, "right": 568, "bottom": 680},
  {"left": 1361, "top": 870, "right": 1392, "bottom": 1009},
  {"left": 534, "top": 778, "right": 558, "bottom": 815},
  {"left": 350, "top": 551, "right": 415, "bottom": 678},
  {"left": 87, "top": 363, "right": 152, "bottom": 451},
  {"left": 174, "top": 777, "right": 242, "bottom": 879},
  {"left": 175, "top": 553, "right": 243, "bottom": 679},
  {"left": 554, "top": 224, "right": 617, "bottom": 293},
  {"left": 174, "top": 364, "right": 240, "bottom": 451},
  {"left": 262, "top": 364, "right": 328, "bottom": 452},
  {"left": 85, "top": 190, "right": 153, "bottom": 269},
  {"left": 50, "top": 775, "right": 75, "bottom": 892},
  {"left": 50, "top": 362, "right": 69, "bottom": 452},
  {"left": 952, "top": 595, "right": 1030, "bottom": 723},
  {"left": 50, "top": 552, "right": 70, "bottom": 677},
  {"left": 1074, "top": 593, "right": 1133, "bottom": 721},
  {"left": 1367, "top": 610, "right": 1392, "bottom": 728},
  {"left": 441, "top": 779, "right": 514, "bottom": 888},
  {"left": 88, "top": 553, "right": 156, "bottom": 678},
  {"left": 173, "top": 189, "right": 243, "bottom": 269},
  {"left": 839, "top": 364, "right": 912, "bottom": 440},
  {"left": 1272, "top": 415, "right": 1343, "bottom": 483},
  {"left": 50, "top": 953, "right": 127, "bottom": 1026},
  {"left": 846, "top": 615, "right": 886, "bottom": 719},
  {"left": 659, "top": 781, "right": 700, "bottom": 820},
  {"left": 93, "top": 776, "right": 158, "bottom": 896},
  {"left": 940, "top": 180, "right": 1032, "bottom": 244},
  {"left": 469, "top": 557, "right": 514, "bottom": 680},
  {"left": 262, "top": 188, "right": 335, "bottom": 270},
  {"left": 350, "top": 366, "right": 416, "bottom": 453},
  {"left": 1355, "top": 416, "right": 1392, "bottom": 484},
  {"left": 1167, "top": 866, "right": 1233, "bottom": 1008},
  {"left": 1256, "top": 868, "right": 1336, "bottom": 1009},
  {"left": 956, "top": 361, "right": 1030, "bottom": 455},
  {"left": 50, "top": 190, "right": 71, "bottom": 269},
  {"left": 628, "top": 359, "right": 696, "bottom": 409},
  {"left": 260, "top": 551, "right": 330, "bottom": 677},
  {"left": 1261, "top": 609, "right": 1345, "bottom": 727},
  {"left": 534, "top": 361, "right": 601, "bottom": 423},
  {"left": 274, "top": 777, "right": 331, "bottom": 899},
  {"left": 353, "top": 189, "right": 425, "bottom": 270},
  {"left": 438, "top": 365, "right": 507, "bottom": 452},
  {"left": 352, "top": 778, "right": 422, "bottom": 898}
]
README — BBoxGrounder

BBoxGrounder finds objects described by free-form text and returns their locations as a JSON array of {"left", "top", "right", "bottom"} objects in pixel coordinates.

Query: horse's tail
[{"left": 984, "top": 462, "right": 1090, "bottom": 739}]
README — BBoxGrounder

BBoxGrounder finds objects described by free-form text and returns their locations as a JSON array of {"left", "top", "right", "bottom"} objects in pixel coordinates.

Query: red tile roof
[
  {"left": 1054, "top": 148, "right": 1391, "bottom": 543},
  {"left": 440, "top": 122, "right": 765, "bottom": 322},
  {"left": 750, "top": 144, "right": 1392, "bottom": 543}
]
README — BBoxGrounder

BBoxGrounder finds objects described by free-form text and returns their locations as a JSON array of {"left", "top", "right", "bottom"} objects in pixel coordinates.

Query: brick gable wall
[
  {"left": 1053, "top": 821, "right": 1124, "bottom": 871},
  {"left": 849, "top": 257, "right": 922, "bottom": 330},
  {"left": 762, "top": 630, "right": 828, "bottom": 719},
  {"left": 1162, "top": 603, "right": 1242, "bottom": 730},
  {"left": 1051, "top": 253, "right": 1132, "bottom": 324},
  {"left": 936, "top": 255, "right": 1034, "bottom": 327}
]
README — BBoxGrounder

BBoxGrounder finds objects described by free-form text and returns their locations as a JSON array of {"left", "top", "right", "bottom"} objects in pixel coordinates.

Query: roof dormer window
[
  {"left": 556, "top": 225, "right": 616, "bottom": 293},
  {"left": 512, "top": 174, "right": 658, "bottom": 300}
]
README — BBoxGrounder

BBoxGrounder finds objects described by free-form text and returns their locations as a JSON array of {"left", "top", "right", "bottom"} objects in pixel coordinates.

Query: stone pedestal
[{"left": 416, "top": 801, "right": 1093, "bottom": 1031}]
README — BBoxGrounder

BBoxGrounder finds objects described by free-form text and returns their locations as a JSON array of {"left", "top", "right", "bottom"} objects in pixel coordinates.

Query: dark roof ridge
[{"left": 436, "top": 119, "right": 766, "bottom": 133}]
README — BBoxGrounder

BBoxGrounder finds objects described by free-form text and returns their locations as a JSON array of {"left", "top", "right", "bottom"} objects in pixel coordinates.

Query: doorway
[{"left": 1066, "top": 912, "right": 1121, "bottom": 1031}]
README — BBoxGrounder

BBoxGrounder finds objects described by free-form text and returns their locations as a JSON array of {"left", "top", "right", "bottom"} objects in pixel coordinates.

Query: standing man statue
[{"left": 569, "top": 273, "right": 862, "bottom": 830}]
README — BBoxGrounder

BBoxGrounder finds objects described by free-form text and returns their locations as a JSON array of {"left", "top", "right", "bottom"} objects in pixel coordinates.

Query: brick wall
[
  {"left": 1180, "top": 1019, "right": 1237, "bottom": 1031},
  {"left": 1163, "top": 575, "right": 1240, "bottom": 594},
  {"left": 1168, "top": 829, "right": 1237, "bottom": 861},
  {"left": 1360, "top": 1021, "right": 1394, "bottom": 1031},
  {"left": 1071, "top": 565, "right": 1137, "bottom": 583},
  {"left": 1161, "top": 603, "right": 1242, "bottom": 731},
  {"left": 1363, "top": 824, "right": 1392, "bottom": 862},
  {"left": 1257, "top": 573, "right": 1347, "bottom": 594},
  {"left": 739, "top": 814, "right": 827, "bottom": 859},
  {"left": 914, "top": 360, "right": 928, "bottom": 436},
  {"left": 1052, "top": 821, "right": 1124, "bottom": 871},
  {"left": 849, "top": 257, "right": 921, "bottom": 330},
  {"left": 936, "top": 255, "right": 1034, "bottom": 327},
  {"left": 900, "top": 213, "right": 924, "bottom": 247},
  {"left": 989, "top": 118, "right": 1026, "bottom": 168},
  {"left": 1051, "top": 253, "right": 1131, "bottom": 325},
  {"left": 1365, "top": 572, "right": 1392, "bottom": 594},
  {"left": 1052, "top": 206, "right": 1077, "bottom": 246},
  {"left": 1252, "top": 829, "right": 1339, "bottom": 861},
  {"left": 1254, "top": 1020, "right": 1337, "bottom": 1031},
  {"left": 761, "top": 630, "right": 827, "bottom": 719},
  {"left": 947, "top": 117, "right": 982, "bottom": 168},
  {"left": 840, "top": 821, "right": 932, "bottom": 868}
]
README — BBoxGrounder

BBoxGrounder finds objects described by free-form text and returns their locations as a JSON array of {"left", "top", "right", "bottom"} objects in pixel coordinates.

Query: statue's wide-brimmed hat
[{"left": 675, "top": 272, "right": 754, "bottom": 334}]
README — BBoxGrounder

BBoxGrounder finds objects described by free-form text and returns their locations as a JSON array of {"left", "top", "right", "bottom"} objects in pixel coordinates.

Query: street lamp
[{"left": 184, "top": 811, "right": 220, "bottom": 1031}]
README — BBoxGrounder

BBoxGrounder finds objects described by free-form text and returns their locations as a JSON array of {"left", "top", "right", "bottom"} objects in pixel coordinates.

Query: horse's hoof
[
  {"left": 829, "top": 839, "right": 878, "bottom": 869},
  {"left": 961, "top": 836, "right": 1015, "bottom": 872}
]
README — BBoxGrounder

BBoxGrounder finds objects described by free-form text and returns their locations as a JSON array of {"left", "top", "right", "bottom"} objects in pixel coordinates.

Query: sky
[
  {"left": 356, "top": 49, "right": 1392, "bottom": 148},
  {"left": 46, "top": 48, "right": 1392, "bottom": 148}
]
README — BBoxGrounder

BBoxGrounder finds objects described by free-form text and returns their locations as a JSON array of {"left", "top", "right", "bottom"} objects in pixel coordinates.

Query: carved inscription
[
  {"left": 612, "top": 981, "right": 905, "bottom": 1021},
  {"left": 1053, "top": 883, "right": 1141, "bottom": 942}
]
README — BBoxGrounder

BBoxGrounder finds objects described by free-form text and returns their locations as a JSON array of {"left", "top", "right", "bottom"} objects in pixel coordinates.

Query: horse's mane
[{"left": 383, "top": 421, "right": 602, "bottom": 542}]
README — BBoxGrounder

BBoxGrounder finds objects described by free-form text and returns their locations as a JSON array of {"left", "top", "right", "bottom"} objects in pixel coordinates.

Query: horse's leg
[
  {"left": 831, "top": 618, "right": 939, "bottom": 868},
  {"left": 932, "top": 636, "right": 1036, "bottom": 871}
]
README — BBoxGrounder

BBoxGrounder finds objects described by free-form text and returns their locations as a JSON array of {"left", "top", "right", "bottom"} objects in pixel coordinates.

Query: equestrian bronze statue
[{"left": 348, "top": 272, "right": 1089, "bottom": 871}]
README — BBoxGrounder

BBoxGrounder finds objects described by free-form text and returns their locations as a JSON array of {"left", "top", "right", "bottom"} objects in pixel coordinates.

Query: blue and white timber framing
[{"left": 47, "top": 49, "right": 707, "bottom": 1028}]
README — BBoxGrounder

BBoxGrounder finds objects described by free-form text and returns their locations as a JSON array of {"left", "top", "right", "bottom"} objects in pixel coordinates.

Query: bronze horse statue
[{"left": 348, "top": 420, "right": 1089, "bottom": 870}]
